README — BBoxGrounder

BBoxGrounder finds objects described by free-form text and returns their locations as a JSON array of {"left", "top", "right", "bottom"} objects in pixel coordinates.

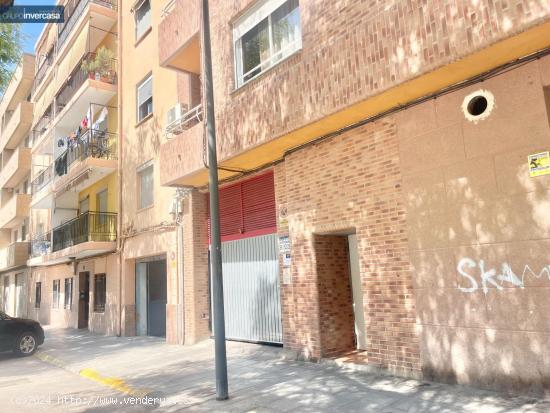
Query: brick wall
[
  {"left": 314, "top": 235, "right": 356, "bottom": 357},
  {"left": 279, "top": 119, "right": 420, "bottom": 374}
]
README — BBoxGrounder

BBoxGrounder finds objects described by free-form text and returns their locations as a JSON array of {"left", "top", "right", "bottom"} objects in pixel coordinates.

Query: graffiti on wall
[{"left": 457, "top": 258, "right": 550, "bottom": 294}]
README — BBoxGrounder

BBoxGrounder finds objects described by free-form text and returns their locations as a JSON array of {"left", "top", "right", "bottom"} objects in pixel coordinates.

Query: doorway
[
  {"left": 14, "top": 273, "right": 25, "bottom": 318},
  {"left": 135, "top": 258, "right": 167, "bottom": 337},
  {"left": 315, "top": 232, "right": 366, "bottom": 356},
  {"left": 78, "top": 272, "right": 90, "bottom": 329}
]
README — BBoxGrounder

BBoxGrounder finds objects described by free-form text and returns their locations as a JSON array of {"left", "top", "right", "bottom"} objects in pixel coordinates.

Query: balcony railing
[
  {"left": 52, "top": 211, "right": 117, "bottom": 252},
  {"left": 31, "top": 232, "right": 52, "bottom": 258},
  {"left": 53, "top": 129, "right": 118, "bottom": 178},
  {"left": 0, "top": 242, "right": 30, "bottom": 269},
  {"left": 55, "top": 52, "right": 117, "bottom": 115},
  {"left": 32, "top": 107, "right": 53, "bottom": 144},
  {"left": 161, "top": 0, "right": 176, "bottom": 18},
  {"left": 57, "top": 0, "right": 118, "bottom": 51},
  {"left": 32, "top": 164, "right": 53, "bottom": 195},
  {"left": 33, "top": 60, "right": 52, "bottom": 96}
]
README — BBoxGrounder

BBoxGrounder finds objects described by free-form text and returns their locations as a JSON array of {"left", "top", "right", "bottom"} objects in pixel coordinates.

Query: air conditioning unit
[{"left": 166, "top": 103, "right": 188, "bottom": 127}]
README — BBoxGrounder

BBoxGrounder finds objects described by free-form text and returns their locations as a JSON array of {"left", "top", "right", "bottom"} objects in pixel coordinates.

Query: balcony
[
  {"left": 52, "top": 129, "right": 117, "bottom": 199},
  {"left": 0, "top": 147, "right": 31, "bottom": 189},
  {"left": 57, "top": 0, "right": 118, "bottom": 54},
  {"left": 0, "top": 101, "right": 34, "bottom": 151},
  {"left": 0, "top": 242, "right": 30, "bottom": 271},
  {"left": 31, "top": 107, "right": 54, "bottom": 156},
  {"left": 0, "top": 193, "right": 31, "bottom": 229},
  {"left": 160, "top": 106, "right": 205, "bottom": 186},
  {"left": 0, "top": 54, "right": 35, "bottom": 116},
  {"left": 28, "top": 212, "right": 117, "bottom": 266},
  {"left": 54, "top": 52, "right": 117, "bottom": 131},
  {"left": 31, "top": 163, "right": 54, "bottom": 209},
  {"left": 159, "top": 0, "right": 201, "bottom": 74}
]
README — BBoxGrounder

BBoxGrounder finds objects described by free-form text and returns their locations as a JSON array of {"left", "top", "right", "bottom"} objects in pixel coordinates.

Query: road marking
[{"left": 34, "top": 352, "right": 151, "bottom": 397}]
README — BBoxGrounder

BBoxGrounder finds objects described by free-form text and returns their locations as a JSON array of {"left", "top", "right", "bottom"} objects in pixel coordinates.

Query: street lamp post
[{"left": 202, "top": 0, "right": 229, "bottom": 401}]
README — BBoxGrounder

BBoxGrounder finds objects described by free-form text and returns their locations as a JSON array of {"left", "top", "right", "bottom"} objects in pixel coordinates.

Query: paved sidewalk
[{"left": 6, "top": 327, "right": 549, "bottom": 412}]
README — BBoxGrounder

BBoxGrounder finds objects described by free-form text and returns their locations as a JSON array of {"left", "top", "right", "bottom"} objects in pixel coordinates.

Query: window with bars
[
  {"left": 52, "top": 279, "right": 60, "bottom": 309},
  {"left": 35, "top": 282, "right": 41, "bottom": 309},
  {"left": 94, "top": 274, "right": 106, "bottom": 313},
  {"left": 64, "top": 278, "right": 73, "bottom": 309}
]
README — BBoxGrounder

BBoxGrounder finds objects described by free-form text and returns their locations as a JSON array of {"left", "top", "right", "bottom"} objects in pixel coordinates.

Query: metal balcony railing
[
  {"left": 53, "top": 129, "right": 117, "bottom": 178},
  {"left": 52, "top": 211, "right": 117, "bottom": 252},
  {"left": 31, "top": 164, "right": 53, "bottom": 195},
  {"left": 55, "top": 52, "right": 117, "bottom": 115},
  {"left": 33, "top": 59, "right": 53, "bottom": 96},
  {"left": 32, "top": 107, "right": 53, "bottom": 143},
  {"left": 31, "top": 232, "right": 51, "bottom": 258},
  {"left": 161, "top": 0, "right": 176, "bottom": 18},
  {"left": 57, "top": 0, "right": 118, "bottom": 50}
]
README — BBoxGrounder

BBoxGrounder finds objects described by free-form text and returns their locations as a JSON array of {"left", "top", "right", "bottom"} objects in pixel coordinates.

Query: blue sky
[{"left": 16, "top": 0, "right": 56, "bottom": 54}]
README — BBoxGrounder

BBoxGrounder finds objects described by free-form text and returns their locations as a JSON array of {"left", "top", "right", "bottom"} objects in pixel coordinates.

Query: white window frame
[
  {"left": 134, "top": 0, "right": 152, "bottom": 41},
  {"left": 137, "top": 160, "right": 154, "bottom": 209},
  {"left": 136, "top": 74, "right": 153, "bottom": 123},
  {"left": 233, "top": 0, "right": 302, "bottom": 88}
]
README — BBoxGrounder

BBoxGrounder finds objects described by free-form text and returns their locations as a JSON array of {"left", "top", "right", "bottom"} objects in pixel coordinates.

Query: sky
[{"left": 15, "top": 0, "right": 56, "bottom": 54}]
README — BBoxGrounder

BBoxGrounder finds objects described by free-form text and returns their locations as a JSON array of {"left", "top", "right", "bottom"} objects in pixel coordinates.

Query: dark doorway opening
[
  {"left": 314, "top": 233, "right": 366, "bottom": 357},
  {"left": 78, "top": 272, "right": 90, "bottom": 329}
]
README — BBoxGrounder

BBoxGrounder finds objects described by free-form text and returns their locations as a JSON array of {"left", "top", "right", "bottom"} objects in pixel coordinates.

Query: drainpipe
[
  {"left": 177, "top": 221, "right": 185, "bottom": 345},
  {"left": 116, "top": 1, "right": 123, "bottom": 338}
]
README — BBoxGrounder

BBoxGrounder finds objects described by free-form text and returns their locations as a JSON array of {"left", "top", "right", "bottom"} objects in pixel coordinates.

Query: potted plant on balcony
[{"left": 82, "top": 47, "right": 116, "bottom": 83}]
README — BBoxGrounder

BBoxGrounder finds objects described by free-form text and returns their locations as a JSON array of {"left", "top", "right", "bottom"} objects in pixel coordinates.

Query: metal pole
[{"left": 202, "top": 0, "right": 229, "bottom": 401}]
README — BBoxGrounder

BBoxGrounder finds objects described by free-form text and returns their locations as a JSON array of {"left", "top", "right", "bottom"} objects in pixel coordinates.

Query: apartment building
[
  {"left": 27, "top": 0, "right": 119, "bottom": 333},
  {"left": 158, "top": 0, "right": 550, "bottom": 392},
  {"left": 0, "top": 54, "right": 35, "bottom": 318}
]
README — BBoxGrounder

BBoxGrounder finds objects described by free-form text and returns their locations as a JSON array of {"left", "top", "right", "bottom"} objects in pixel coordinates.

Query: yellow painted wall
[{"left": 78, "top": 172, "right": 117, "bottom": 212}]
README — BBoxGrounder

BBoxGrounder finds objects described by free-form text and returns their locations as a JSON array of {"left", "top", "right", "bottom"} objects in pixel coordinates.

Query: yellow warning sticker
[{"left": 528, "top": 151, "right": 550, "bottom": 177}]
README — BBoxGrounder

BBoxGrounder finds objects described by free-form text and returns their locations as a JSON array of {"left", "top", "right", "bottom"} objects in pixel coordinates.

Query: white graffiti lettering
[{"left": 456, "top": 258, "right": 550, "bottom": 294}]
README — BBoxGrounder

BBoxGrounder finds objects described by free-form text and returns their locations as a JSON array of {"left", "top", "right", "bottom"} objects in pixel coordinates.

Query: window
[
  {"left": 137, "top": 74, "right": 153, "bottom": 122},
  {"left": 138, "top": 161, "right": 154, "bottom": 209},
  {"left": 35, "top": 282, "right": 42, "bottom": 308},
  {"left": 234, "top": 0, "right": 301, "bottom": 87},
  {"left": 52, "top": 279, "right": 60, "bottom": 309},
  {"left": 64, "top": 278, "right": 73, "bottom": 309},
  {"left": 94, "top": 274, "right": 106, "bottom": 313},
  {"left": 135, "top": 0, "right": 151, "bottom": 40}
]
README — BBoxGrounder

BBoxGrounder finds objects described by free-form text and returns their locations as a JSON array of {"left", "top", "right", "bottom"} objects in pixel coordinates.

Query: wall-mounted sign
[
  {"left": 278, "top": 236, "right": 290, "bottom": 252},
  {"left": 528, "top": 151, "right": 550, "bottom": 177}
]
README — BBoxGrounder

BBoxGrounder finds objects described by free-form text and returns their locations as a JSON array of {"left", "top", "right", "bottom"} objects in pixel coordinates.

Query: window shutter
[{"left": 208, "top": 171, "right": 276, "bottom": 242}]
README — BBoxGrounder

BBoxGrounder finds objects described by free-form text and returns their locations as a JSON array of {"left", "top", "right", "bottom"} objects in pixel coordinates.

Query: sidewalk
[{"left": 31, "top": 328, "right": 549, "bottom": 412}]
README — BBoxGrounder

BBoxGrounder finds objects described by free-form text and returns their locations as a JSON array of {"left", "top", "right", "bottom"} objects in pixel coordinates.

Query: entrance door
[
  {"left": 78, "top": 272, "right": 90, "bottom": 329},
  {"left": 135, "top": 259, "right": 167, "bottom": 337},
  {"left": 14, "top": 273, "right": 25, "bottom": 318},
  {"left": 217, "top": 234, "right": 283, "bottom": 344},
  {"left": 348, "top": 234, "right": 367, "bottom": 350}
]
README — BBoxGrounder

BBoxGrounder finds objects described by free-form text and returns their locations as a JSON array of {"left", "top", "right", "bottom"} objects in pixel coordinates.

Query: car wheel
[{"left": 14, "top": 332, "right": 37, "bottom": 356}]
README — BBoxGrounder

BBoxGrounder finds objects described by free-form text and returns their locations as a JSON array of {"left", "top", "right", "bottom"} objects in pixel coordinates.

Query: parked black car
[{"left": 0, "top": 311, "right": 44, "bottom": 356}]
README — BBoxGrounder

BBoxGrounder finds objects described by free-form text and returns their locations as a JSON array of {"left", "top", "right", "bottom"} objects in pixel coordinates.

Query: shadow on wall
[{"left": 398, "top": 60, "right": 550, "bottom": 393}]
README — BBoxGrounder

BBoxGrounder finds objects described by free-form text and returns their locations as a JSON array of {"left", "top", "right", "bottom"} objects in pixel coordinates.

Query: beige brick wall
[{"left": 396, "top": 57, "right": 550, "bottom": 391}]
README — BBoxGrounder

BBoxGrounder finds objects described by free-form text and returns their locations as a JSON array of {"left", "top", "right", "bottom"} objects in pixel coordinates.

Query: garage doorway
[{"left": 135, "top": 258, "right": 167, "bottom": 337}]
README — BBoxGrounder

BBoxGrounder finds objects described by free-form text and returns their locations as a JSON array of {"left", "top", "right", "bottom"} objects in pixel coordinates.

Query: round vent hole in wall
[{"left": 462, "top": 90, "right": 495, "bottom": 122}]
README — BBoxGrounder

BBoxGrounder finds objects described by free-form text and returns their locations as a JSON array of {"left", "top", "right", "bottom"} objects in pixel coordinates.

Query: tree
[{"left": 0, "top": 23, "right": 23, "bottom": 94}]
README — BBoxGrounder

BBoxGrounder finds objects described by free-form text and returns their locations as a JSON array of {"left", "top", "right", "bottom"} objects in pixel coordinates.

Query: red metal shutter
[{"left": 208, "top": 171, "right": 276, "bottom": 242}]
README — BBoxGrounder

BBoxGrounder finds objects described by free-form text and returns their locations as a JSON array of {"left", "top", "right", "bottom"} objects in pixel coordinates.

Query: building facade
[
  {"left": 18, "top": 0, "right": 550, "bottom": 393},
  {"left": 27, "top": 0, "right": 119, "bottom": 333},
  {"left": 158, "top": 0, "right": 550, "bottom": 392},
  {"left": 0, "top": 54, "right": 34, "bottom": 318}
]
